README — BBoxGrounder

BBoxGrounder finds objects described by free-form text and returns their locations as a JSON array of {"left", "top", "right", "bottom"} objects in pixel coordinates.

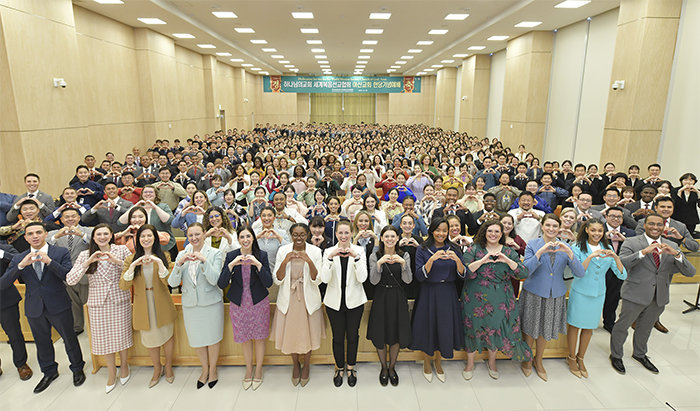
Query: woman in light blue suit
[
  {"left": 567, "top": 218, "right": 626, "bottom": 379},
  {"left": 168, "top": 223, "right": 223, "bottom": 389},
  {"left": 520, "top": 214, "right": 585, "bottom": 381}
]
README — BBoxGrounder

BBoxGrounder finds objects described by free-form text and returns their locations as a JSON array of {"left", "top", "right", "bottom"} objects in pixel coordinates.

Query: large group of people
[{"left": 0, "top": 122, "right": 698, "bottom": 395}]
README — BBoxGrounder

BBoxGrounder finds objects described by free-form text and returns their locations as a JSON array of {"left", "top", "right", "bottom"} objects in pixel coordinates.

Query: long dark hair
[
  {"left": 127, "top": 206, "right": 147, "bottom": 225},
  {"left": 575, "top": 218, "right": 610, "bottom": 252},
  {"left": 86, "top": 224, "right": 114, "bottom": 274},
  {"left": 236, "top": 225, "right": 261, "bottom": 260},
  {"left": 473, "top": 220, "right": 506, "bottom": 248},
  {"left": 420, "top": 217, "right": 460, "bottom": 254},
  {"left": 132, "top": 224, "right": 169, "bottom": 277},
  {"left": 377, "top": 225, "right": 400, "bottom": 257}
]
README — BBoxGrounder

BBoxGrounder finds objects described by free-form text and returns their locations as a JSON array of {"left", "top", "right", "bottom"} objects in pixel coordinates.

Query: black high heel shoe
[
  {"left": 347, "top": 368, "right": 357, "bottom": 387},
  {"left": 388, "top": 367, "right": 399, "bottom": 386},
  {"left": 333, "top": 368, "right": 344, "bottom": 387},
  {"left": 379, "top": 368, "right": 389, "bottom": 386}
]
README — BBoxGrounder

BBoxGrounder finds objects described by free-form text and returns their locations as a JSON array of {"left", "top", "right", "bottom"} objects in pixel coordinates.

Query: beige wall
[
  {"left": 434, "top": 67, "right": 457, "bottom": 130},
  {"left": 457, "top": 55, "right": 491, "bottom": 136},
  {"left": 385, "top": 75, "right": 436, "bottom": 125}
]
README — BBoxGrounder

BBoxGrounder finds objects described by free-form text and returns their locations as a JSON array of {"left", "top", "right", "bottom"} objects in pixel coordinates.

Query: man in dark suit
[
  {"left": 432, "top": 187, "right": 478, "bottom": 236},
  {"left": 593, "top": 187, "right": 637, "bottom": 230},
  {"left": 6, "top": 173, "right": 56, "bottom": 223},
  {"left": 626, "top": 184, "right": 657, "bottom": 221},
  {"left": 0, "top": 243, "right": 33, "bottom": 380},
  {"left": 602, "top": 207, "right": 637, "bottom": 332},
  {"left": 80, "top": 182, "right": 133, "bottom": 229},
  {"left": 0, "top": 222, "right": 85, "bottom": 393},
  {"left": 610, "top": 213, "right": 696, "bottom": 375}
]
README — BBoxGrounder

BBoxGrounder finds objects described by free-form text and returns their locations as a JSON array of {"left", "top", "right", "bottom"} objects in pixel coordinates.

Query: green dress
[{"left": 461, "top": 245, "right": 532, "bottom": 361}]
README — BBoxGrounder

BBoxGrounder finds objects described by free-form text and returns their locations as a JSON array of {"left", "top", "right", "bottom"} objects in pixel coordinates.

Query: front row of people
[{"left": 0, "top": 207, "right": 695, "bottom": 394}]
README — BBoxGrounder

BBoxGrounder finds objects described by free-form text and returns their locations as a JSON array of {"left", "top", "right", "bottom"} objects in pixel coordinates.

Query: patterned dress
[
  {"left": 461, "top": 245, "right": 532, "bottom": 361},
  {"left": 229, "top": 264, "right": 270, "bottom": 343}
]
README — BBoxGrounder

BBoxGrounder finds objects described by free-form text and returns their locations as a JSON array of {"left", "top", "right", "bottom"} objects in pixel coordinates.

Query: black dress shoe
[
  {"left": 603, "top": 324, "right": 613, "bottom": 334},
  {"left": 632, "top": 355, "right": 659, "bottom": 374},
  {"left": 333, "top": 369, "right": 343, "bottom": 387},
  {"left": 73, "top": 370, "right": 86, "bottom": 386},
  {"left": 34, "top": 373, "right": 59, "bottom": 393},
  {"left": 347, "top": 369, "right": 357, "bottom": 387},
  {"left": 379, "top": 368, "right": 389, "bottom": 386},
  {"left": 610, "top": 356, "right": 625, "bottom": 374},
  {"left": 388, "top": 368, "right": 399, "bottom": 386}
]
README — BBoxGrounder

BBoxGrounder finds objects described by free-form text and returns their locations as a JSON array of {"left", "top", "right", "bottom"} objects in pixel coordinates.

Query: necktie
[
  {"left": 651, "top": 240, "right": 660, "bottom": 268},
  {"left": 612, "top": 230, "right": 620, "bottom": 252},
  {"left": 109, "top": 206, "right": 115, "bottom": 219},
  {"left": 33, "top": 260, "right": 42, "bottom": 280},
  {"left": 644, "top": 203, "right": 650, "bottom": 210},
  {"left": 27, "top": 193, "right": 34, "bottom": 198},
  {"left": 67, "top": 232, "right": 74, "bottom": 252}
]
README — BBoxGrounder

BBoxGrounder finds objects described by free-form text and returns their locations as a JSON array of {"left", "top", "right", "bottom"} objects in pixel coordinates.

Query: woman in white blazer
[
  {"left": 167, "top": 223, "right": 223, "bottom": 389},
  {"left": 270, "top": 223, "right": 324, "bottom": 387},
  {"left": 321, "top": 220, "right": 368, "bottom": 388}
]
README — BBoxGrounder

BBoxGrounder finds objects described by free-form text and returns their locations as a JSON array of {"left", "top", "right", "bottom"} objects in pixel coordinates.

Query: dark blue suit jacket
[
  {"left": 0, "top": 245, "right": 72, "bottom": 318},
  {"left": 217, "top": 249, "right": 272, "bottom": 306},
  {"left": 0, "top": 244, "right": 21, "bottom": 309}
]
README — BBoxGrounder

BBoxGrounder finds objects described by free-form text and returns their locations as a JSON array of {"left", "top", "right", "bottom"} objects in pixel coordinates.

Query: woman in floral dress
[{"left": 461, "top": 220, "right": 532, "bottom": 380}]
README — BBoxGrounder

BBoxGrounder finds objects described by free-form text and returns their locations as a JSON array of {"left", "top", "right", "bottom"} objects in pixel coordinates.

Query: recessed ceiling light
[
  {"left": 279, "top": 60, "right": 290, "bottom": 63},
  {"left": 554, "top": 0, "right": 590, "bottom": 8},
  {"left": 408, "top": 49, "right": 423, "bottom": 53},
  {"left": 417, "top": 40, "right": 434, "bottom": 45},
  {"left": 362, "top": 40, "right": 378, "bottom": 45},
  {"left": 387, "top": 70, "right": 396, "bottom": 73},
  {"left": 515, "top": 21, "right": 542, "bottom": 28},
  {"left": 400, "top": 56, "right": 414, "bottom": 60},
  {"left": 360, "top": 49, "right": 374, "bottom": 53},
  {"left": 241, "top": 63, "right": 253, "bottom": 67},
  {"left": 318, "top": 60, "right": 329, "bottom": 64},
  {"left": 428, "top": 29, "right": 448, "bottom": 35},
  {"left": 172, "top": 33, "right": 195, "bottom": 39},
  {"left": 390, "top": 65, "right": 400, "bottom": 69},
  {"left": 251, "top": 68, "right": 261, "bottom": 71},
  {"left": 369, "top": 12, "right": 392, "bottom": 19},
  {"left": 453, "top": 53, "right": 469, "bottom": 58},
  {"left": 306, "top": 39, "right": 323, "bottom": 44},
  {"left": 365, "top": 29, "right": 384, "bottom": 34},
  {"left": 395, "top": 61, "right": 406, "bottom": 65},
  {"left": 197, "top": 44, "right": 216, "bottom": 49},
  {"left": 271, "top": 55, "right": 284, "bottom": 59},
  {"left": 290, "top": 68, "right": 299, "bottom": 72},
  {"left": 416, "top": 72, "right": 426, "bottom": 75},
  {"left": 260, "top": 72, "right": 269, "bottom": 75},
  {"left": 314, "top": 55, "right": 328, "bottom": 59},
  {"left": 441, "top": 59, "right": 455, "bottom": 63},
  {"left": 234, "top": 27, "right": 255, "bottom": 33},
  {"left": 291, "top": 12, "right": 314, "bottom": 19},
  {"left": 444, "top": 13, "right": 469, "bottom": 20},
  {"left": 212, "top": 11, "right": 238, "bottom": 18},
  {"left": 488, "top": 35, "right": 509, "bottom": 41},
  {"left": 468, "top": 46, "right": 486, "bottom": 50},
  {"left": 284, "top": 64, "right": 295, "bottom": 68},
  {"left": 358, "top": 55, "right": 370, "bottom": 59},
  {"left": 94, "top": 0, "right": 124, "bottom": 4},
  {"left": 300, "top": 28, "right": 319, "bottom": 34},
  {"left": 320, "top": 65, "right": 330, "bottom": 68},
  {"left": 250, "top": 39, "right": 267, "bottom": 44},
  {"left": 261, "top": 48, "right": 277, "bottom": 52},
  {"left": 216, "top": 52, "right": 232, "bottom": 56},
  {"left": 431, "top": 64, "right": 443, "bottom": 68},
  {"left": 311, "top": 48, "right": 325, "bottom": 53},
  {"left": 230, "top": 58, "right": 243, "bottom": 62},
  {"left": 137, "top": 18, "right": 166, "bottom": 25},
  {"left": 424, "top": 68, "right": 435, "bottom": 71}
]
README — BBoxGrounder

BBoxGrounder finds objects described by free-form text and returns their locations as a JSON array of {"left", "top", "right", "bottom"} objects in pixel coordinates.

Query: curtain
[{"left": 310, "top": 93, "right": 376, "bottom": 124}]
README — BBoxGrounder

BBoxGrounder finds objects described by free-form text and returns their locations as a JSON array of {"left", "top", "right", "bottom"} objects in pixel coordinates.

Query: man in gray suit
[
  {"left": 80, "top": 182, "right": 133, "bottom": 229},
  {"left": 610, "top": 213, "right": 696, "bottom": 374},
  {"left": 6, "top": 173, "right": 56, "bottom": 223},
  {"left": 47, "top": 209, "right": 92, "bottom": 334},
  {"left": 593, "top": 187, "right": 637, "bottom": 230}
]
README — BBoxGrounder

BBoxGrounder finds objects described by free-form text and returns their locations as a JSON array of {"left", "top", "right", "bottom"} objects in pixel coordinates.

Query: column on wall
[
  {"left": 457, "top": 55, "right": 491, "bottom": 137},
  {"left": 434, "top": 67, "right": 457, "bottom": 130},
  {"left": 600, "top": 0, "right": 682, "bottom": 169},
  {"left": 500, "top": 31, "right": 553, "bottom": 158},
  {"left": 297, "top": 93, "right": 310, "bottom": 123},
  {"left": 202, "top": 55, "right": 220, "bottom": 132}
]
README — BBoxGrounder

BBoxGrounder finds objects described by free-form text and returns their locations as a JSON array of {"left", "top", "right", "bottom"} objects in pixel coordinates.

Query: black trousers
[
  {"left": 603, "top": 271, "right": 624, "bottom": 330},
  {"left": 27, "top": 308, "right": 85, "bottom": 375},
  {"left": 0, "top": 304, "right": 28, "bottom": 368},
  {"left": 326, "top": 305, "right": 363, "bottom": 368}
]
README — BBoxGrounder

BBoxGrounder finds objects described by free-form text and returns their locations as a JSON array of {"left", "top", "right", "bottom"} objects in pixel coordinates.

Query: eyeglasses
[
  {"left": 607, "top": 214, "right": 622, "bottom": 219},
  {"left": 208, "top": 214, "right": 222, "bottom": 219},
  {"left": 291, "top": 232, "right": 307, "bottom": 238}
]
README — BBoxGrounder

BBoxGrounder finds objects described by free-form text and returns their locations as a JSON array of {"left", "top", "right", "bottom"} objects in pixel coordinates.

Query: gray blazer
[
  {"left": 168, "top": 245, "right": 223, "bottom": 308},
  {"left": 592, "top": 204, "right": 637, "bottom": 230},
  {"left": 47, "top": 226, "right": 93, "bottom": 285},
  {"left": 619, "top": 234, "right": 696, "bottom": 306},
  {"left": 634, "top": 217, "right": 699, "bottom": 252},
  {"left": 81, "top": 197, "right": 133, "bottom": 228},
  {"left": 6, "top": 192, "right": 56, "bottom": 223}
]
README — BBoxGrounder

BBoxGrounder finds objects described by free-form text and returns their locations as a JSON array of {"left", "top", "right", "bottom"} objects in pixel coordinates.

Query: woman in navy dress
[{"left": 411, "top": 217, "right": 466, "bottom": 383}]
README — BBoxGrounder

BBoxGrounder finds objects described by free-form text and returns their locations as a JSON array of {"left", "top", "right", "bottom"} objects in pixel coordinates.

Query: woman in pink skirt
[
  {"left": 217, "top": 225, "right": 272, "bottom": 391},
  {"left": 66, "top": 224, "right": 133, "bottom": 394}
]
